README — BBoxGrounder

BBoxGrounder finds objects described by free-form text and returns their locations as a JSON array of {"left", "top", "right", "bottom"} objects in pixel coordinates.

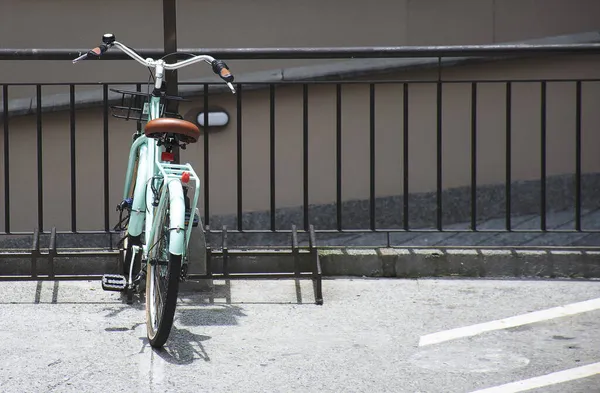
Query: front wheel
[
  {"left": 146, "top": 252, "right": 181, "bottom": 348},
  {"left": 145, "top": 186, "right": 183, "bottom": 348}
]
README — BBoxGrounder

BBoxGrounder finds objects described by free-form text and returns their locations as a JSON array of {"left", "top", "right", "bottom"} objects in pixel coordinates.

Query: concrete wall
[{"left": 1, "top": 0, "right": 600, "bottom": 88}]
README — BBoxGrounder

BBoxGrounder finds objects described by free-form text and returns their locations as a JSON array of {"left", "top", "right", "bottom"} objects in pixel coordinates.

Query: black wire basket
[{"left": 109, "top": 88, "right": 187, "bottom": 122}]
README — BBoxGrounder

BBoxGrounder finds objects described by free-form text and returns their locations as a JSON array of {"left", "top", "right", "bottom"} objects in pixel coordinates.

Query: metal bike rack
[
  {"left": 0, "top": 227, "right": 118, "bottom": 281},
  {"left": 188, "top": 224, "right": 323, "bottom": 305},
  {"left": 0, "top": 225, "right": 324, "bottom": 305}
]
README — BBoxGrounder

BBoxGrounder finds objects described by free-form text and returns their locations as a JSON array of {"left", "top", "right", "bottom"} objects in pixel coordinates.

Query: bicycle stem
[{"left": 154, "top": 61, "right": 165, "bottom": 90}]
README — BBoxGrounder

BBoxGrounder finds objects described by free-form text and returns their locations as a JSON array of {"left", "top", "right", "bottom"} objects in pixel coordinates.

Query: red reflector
[
  {"left": 181, "top": 171, "right": 190, "bottom": 183},
  {"left": 161, "top": 152, "right": 174, "bottom": 162}
]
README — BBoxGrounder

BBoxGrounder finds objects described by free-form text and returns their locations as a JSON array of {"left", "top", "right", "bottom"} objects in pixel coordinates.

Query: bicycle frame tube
[
  {"left": 123, "top": 135, "right": 147, "bottom": 201},
  {"left": 127, "top": 142, "right": 148, "bottom": 238},
  {"left": 124, "top": 95, "right": 162, "bottom": 247},
  {"left": 142, "top": 96, "right": 163, "bottom": 253},
  {"left": 123, "top": 78, "right": 198, "bottom": 259},
  {"left": 146, "top": 181, "right": 168, "bottom": 257}
]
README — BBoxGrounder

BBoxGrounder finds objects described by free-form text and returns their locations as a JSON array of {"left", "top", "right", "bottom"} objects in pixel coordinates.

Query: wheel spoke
[
  {"left": 149, "top": 266, "right": 158, "bottom": 329},
  {"left": 155, "top": 264, "right": 165, "bottom": 307}
]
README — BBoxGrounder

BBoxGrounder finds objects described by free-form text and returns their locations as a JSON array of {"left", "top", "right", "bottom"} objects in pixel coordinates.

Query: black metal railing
[
  {"left": 1, "top": 43, "right": 600, "bottom": 248},
  {"left": 2, "top": 42, "right": 600, "bottom": 60}
]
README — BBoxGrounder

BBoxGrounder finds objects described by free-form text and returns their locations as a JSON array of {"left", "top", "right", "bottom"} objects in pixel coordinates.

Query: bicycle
[{"left": 73, "top": 33, "right": 236, "bottom": 348}]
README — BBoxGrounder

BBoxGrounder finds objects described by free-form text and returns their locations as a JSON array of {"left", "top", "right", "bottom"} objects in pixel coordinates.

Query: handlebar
[{"left": 73, "top": 33, "right": 236, "bottom": 94}]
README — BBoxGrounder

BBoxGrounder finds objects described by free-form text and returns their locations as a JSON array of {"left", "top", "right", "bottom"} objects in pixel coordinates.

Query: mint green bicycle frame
[{"left": 122, "top": 94, "right": 200, "bottom": 259}]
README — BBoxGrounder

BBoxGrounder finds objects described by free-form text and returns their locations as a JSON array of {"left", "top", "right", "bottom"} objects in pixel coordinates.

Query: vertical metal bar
[
  {"left": 203, "top": 84, "right": 210, "bottom": 226},
  {"left": 69, "top": 85, "right": 77, "bottom": 232},
  {"left": 303, "top": 84, "right": 309, "bottom": 231},
  {"left": 36, "top": 85, "right": 43, "bottom": 232},
  {"left": 403, "top": 83, "right": 409, "bottom": 230},
  {"left": 292, "top": 224, "right": 299, "bottom": 275},
  {"left": 370, "top": 84, "right": 376, "bottom": 231},
  {"left": 309, "top": 224, "right": 323, "bottom": 305},
  {"left": 49, "top": 227, "right": 56, "bottom": 278},
  {"left": 2, "top": 85, "right": 9, "bottom": 233},
  {"left": 204, "top": 225, "right": 212, "bottom": 279},
  {"left": 505, "top": 82, "right": 512, "bottom": 231},
  {"left": 163, "top": 0, "right": 180, "bottom": 163},
  {"left": 336, "top": 84, "right": 342, "bottom": 231},
  {"left": 237, "top": 83, "right": 243, "bottom": 231},
  {"left": 163, "top": 0, "right": 178, "bottom": 110},
  {"left": 540, "top": 81, "right": 547, "bottom": 231},
  {"left": 436, "top": 81, "right": 443, "bottom": 231},
  {"left": 103, "top": 84, "right": 109, "bottom": 232},
  {"left": 436, "top": 57, "right": 444, "bottom": 230},
  {"left": 270, "top": 84, "right": 276, "bottom": 231},
  {"left": 575, "top": 81, "right": 582, "bottom": 231},
  {"left": 31, "top": 228, "right": 39, "bottom": 278},
  {"left": 222, "top": 226, "right": 229, "bottom": 276},
  {"left": 470, "top": 82, "right": 477, "bottom": 231}
]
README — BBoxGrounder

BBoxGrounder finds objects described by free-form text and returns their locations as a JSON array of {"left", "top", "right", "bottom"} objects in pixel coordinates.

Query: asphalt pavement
[{"left": 0, "top": 277, "right": 599, "bottom": 392}]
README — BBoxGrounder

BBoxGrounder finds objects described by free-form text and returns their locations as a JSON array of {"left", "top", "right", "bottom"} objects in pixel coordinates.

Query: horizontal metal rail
[
  {"left": 4, "top": 78, "right": 600, "bottom": 86},
  {"left": 1, "top": 43, "right": 600, "bottom": 60}
]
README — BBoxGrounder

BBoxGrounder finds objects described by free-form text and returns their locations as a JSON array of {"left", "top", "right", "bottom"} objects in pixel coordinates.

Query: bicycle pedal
[{"left": 102, "top": 274, "right": 127, "bottom": 291}]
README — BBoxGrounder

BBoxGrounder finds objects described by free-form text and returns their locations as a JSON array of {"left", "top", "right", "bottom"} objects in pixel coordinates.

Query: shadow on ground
[{"left": 138, "top": 327, "right": 212, "bottom": 365}]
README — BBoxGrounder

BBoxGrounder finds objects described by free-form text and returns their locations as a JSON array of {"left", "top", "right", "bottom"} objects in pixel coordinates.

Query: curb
[
  {"left": 1, "top": 247, "right": 600, "bottom": 280},
  {"left": 320, "top": 248, "right": 600, "bottom": 278},
  {"left": 319, "top": 248, "right": 600, "bottom": 279}
]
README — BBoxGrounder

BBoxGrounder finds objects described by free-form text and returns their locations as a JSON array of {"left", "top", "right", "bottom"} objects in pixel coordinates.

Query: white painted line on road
[
  {"left": 419, "top": 297, "right": 600, "bottom": 347},
  {"left": 469, "top": 361, "right": 600, "bottom": 393}
]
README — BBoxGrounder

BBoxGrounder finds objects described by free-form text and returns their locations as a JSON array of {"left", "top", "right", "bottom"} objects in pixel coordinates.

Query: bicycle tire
[{"left": 145, "top": 186, "right": 182, "bottom": 348}]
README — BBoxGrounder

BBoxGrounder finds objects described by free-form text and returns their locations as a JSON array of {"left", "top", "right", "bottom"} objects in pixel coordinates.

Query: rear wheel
[{"left": 145, "top": 189, "right": 182, "bottom": 348}]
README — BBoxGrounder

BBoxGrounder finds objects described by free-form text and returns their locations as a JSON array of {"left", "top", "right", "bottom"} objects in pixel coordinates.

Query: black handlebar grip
[
  {"left": 86, "top": 43, "right": 110, "bottom": 59},
  {"left": 211, "top": 60, "right": 234, "bottom": 83},
  {"left": 73, "top": 34, "right": 115, "bottom": 63}
]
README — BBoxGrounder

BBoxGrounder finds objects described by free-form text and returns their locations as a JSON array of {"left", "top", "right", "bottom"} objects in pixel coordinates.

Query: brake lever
[
  {"left": 72, "top": 46, "right": 105, "bottom": 64},
  {"left": 227, "top": 82, "right": 236, "bottom": 94},
  {"left": 72, "top": 53, "right": 88, "bottom": 63}
]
